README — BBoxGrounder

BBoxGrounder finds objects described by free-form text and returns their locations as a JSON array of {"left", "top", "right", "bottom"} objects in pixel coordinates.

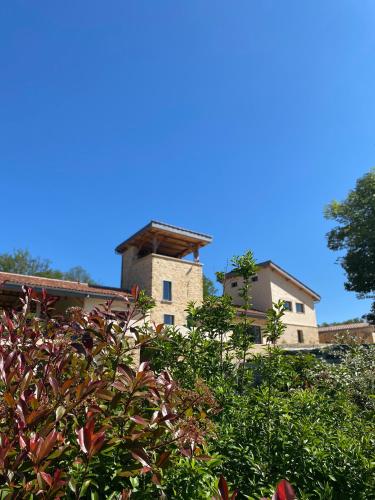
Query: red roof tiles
[{"left": 0, "top": 271, "right": 130, "bottom": 300}]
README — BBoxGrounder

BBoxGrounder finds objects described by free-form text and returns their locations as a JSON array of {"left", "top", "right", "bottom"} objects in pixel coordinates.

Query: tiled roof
[
  {"left": 318, "top": 322, "right": 372, "bottom": 332},
  {"left": 0, "top": 271, "right": 130, "bottom": 300}
]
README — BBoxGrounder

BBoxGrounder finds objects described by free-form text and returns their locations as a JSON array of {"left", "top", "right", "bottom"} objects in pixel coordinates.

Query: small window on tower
[
  {"left": 164, "top": 314, "right": 174, "bottom": 325},
  {"left": 251, "top": 276, "right": 258, "bottom": 282},
  {"left": 297, "top": 330, "right": 304, "bottom": 343},
  {"left": 163, "top": 281, "right": 172, "bottom": 301},
  {"left": 231, "top": 281, "right": 238, "bottom": 288}
]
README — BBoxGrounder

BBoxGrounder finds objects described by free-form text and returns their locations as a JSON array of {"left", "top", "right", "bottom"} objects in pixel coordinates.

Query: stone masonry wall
[
  {"left": 121, "top": 249, "right": 153, "bottom": 295},
  {"left": 150, "top": 254, "right": 203, "bottom": 326}
]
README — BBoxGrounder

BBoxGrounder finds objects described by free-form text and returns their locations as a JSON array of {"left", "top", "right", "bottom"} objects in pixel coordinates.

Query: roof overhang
[
  {"left": 115, "top": 221, "right": 213, "bottom": 258},
  {"left": 1, "top": 282, "right": 128, "bottom": 301},
  {"left": 226, "top": 260, "right": 321, "bottom": 302}
]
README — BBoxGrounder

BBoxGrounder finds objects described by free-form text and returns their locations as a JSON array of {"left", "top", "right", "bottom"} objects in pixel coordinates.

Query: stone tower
[{"left": 115, "top": 221, "right": 212, "bottom": 326}]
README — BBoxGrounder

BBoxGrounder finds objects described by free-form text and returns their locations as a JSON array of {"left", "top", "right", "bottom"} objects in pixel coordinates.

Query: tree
[
  {"left": 0, "top": 249, "right": 63, "bottom": 279},
  {"left": 229, "top": 250, "right": 258, "bottom": 391},
  {"left": 203, "top": 274, "right": 217, "bottom": 297},
  {"left": 325, "top": 168, "right": 375, "bottom": 298},
  {"left": 64, "top": 265, "right": 92, "bottom": 283},
  {"left": 0, "top": 248, "right": 95, "bottom": 282},
  {"left": 325, "top": 169, "right": 375, "bottom": 322},
  {"left": 318, "top": 317, "right": 363, "bottom": 327}
]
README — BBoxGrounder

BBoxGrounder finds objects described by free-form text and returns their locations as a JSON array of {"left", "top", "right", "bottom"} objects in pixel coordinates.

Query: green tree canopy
[
  {"left": 325, "top": 168, "right": 375, "bottom": 299},
  {"left": 203, "top": 274, "right": 217, "bottom": 297},
  {"left": 0, "top": 249, "right": 95, "bottom": 283}
]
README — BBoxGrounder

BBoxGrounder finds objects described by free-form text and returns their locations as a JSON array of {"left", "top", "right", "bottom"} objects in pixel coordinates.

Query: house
[
  {"left": 0, "top": 221, "right": 321, "bottom": 345},
  {"left": 318, "top": 322, "right": 375, "bottom": 344},
  {"left": 224, "top": 261, "right": 321, "bottom": 345}
]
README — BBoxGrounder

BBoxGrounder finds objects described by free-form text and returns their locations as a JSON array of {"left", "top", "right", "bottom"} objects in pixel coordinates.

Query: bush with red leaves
[{"left": 0, "top": 288, "right": 217, "bottom": 498}]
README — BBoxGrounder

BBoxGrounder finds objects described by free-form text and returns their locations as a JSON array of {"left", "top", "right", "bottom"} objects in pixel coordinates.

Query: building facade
[
  {"left": 224, "top": 261, "right": 321, "bottom": 345},
  {"left": 0, "top": 221, "right": 322, "bottom": 346}
]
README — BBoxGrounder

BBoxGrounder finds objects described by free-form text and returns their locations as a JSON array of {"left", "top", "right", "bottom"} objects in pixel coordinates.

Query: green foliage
[
  {"left": 0, "top": 249, "right": 64, "bottom": 278},
  {"left": 215, "top": 271, "right": 225, "bottom": 285},
  {"left": 363, "top": 301, "right": 375, "bottom": 325},
  {"left": 187, "top": 295, "right": 236, "bottom": 340},
  {"left": 203, "top": 275, "right": 218, "bottom": 298},
  {"left": 231, "top": 250, "right": 258, "bottom": 284},
  {"left": 148, "top": 250, "right": 375, "bottom": 498},
  {"left": 63, "top": 265, "right": 93, "bottom": 283},
  {"left": 263, "top": 300, "right": 287, "bottom": 345},
  {"left": 2, "top": 248, "right": 373, "bottom": 498},
  {"left": 325, "top": 168, "right": 375, "bottom": 298},
  {"left": 0, "top": 248, "right": 96, "bottom": 283},
  {"left": 318, "top": 317, "right": 363, "bottom": 327},
  {"left": 229, "top": 251, "right": 258, "bottom": 392}
]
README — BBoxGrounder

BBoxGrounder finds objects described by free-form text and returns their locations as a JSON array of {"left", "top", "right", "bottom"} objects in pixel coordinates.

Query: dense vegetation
[
  {"left": 0, "top": 252, "right": 374, "bottom": 498},
  {"left": 0, "top": 249, "right": 95, "bottom": 283}
]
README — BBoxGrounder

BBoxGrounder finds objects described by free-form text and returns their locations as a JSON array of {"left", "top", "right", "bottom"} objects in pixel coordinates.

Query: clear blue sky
[{"left": 1, "top": 1, "right": 374, "bottom": 323}]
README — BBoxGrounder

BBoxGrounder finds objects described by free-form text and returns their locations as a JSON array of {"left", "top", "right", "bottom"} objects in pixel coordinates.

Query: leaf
[
  {"left": 40, "top": 472, "right": 53, "bottom": 487},
  {"left": 55, "top": 406, "right": 66, "bottom": 422},
  {"left": 275, "top": 480, "right": 296, "bottom": 500},
  {"left": 68, "top": 478, "right": 77, "bottom": 493},
  {"left": 3, "top": 392, "right": 15, "bottom": 408},
  {"left": 131, "top": 448, "right": 151, "bottom": 468},
  {"left": 130, "top": 415, "right": 149, "bottom": 426},
  {"left": 131, "top": 285, "right": 140, "bottom": 300},
  {"left": 79, "top": 479, "right": 92, "bottom": 497},
  {"left": 218, "top": 475, "right": 229, "bottom": 500},
  {"left": 156, "top": 451, "right": 171, "bottom": 468}
]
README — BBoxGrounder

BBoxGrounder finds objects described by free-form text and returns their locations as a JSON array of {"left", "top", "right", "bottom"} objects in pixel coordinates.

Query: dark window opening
[
  {"left": 163, "top": 281, "right": 172, "bottom": 301},
  {"left": 164, "top": 314, "right": 174, "bottom": 325},
  {"left": 296, "top": 302, "right": 305, "bottom": 313},
  {"left": 231, "top": 281, "right": 238, "bottom": 288},
  {"left": 297, "top": 330, "right": 304, "bottom": 343},
  {"left": 284, "top": 301, "right": 292, "bottom": 311},
  {"left": 251, "top": 276, "right": 258, "bottom": 282}
]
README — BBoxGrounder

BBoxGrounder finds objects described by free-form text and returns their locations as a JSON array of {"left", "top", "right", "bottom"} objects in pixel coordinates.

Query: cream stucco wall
[
  {"left": 84, "top": 296, "right": 133, "bottom": 314},
  {"left": 224, "top": 268, "right": 273, "bottom": 311},
  {"left": 268, "top": 269, "right": 317, "bottom": 328},
  {"left": 224, "top": 266, "right": 319, "bottom": 345}
]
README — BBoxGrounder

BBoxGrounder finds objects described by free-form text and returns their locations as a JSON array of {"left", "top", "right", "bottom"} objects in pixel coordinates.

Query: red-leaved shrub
[{"left": 0, "top": 287, "right": 216, "bottom": 498}]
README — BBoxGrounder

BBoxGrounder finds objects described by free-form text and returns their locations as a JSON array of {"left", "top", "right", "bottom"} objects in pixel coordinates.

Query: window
[
  {"left": 164, "top": 314, "right": 174, "bottom": 325},
  {"left": 296, "top": 302, "right": 305, "bottom": 313},
  {"left": 163, "top": 281, "right": 172, "bottom": 301},
  {"left": 250, "top": 325, "right": 262, "bottom": 344},
  {"left": 251, "top": 276, "right": 258, "bottom": 282},
  {"left": 297, "top": 330, "right": 304, "bottom": 343},
  {"left": 231, "top": 281, "right": 238, "bottom": 288},
  {"left": 284, "top": 300, "right": 292, "bottom": 311}
]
